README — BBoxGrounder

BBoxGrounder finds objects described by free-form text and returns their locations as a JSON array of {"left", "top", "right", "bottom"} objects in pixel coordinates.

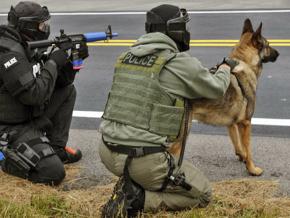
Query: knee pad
[
  {"left": 2, "top": 136, "right": 65, "bottom": 185},
  {"left": 32, "top": 153, "right": 65, "bottom": 185},
  {"left": 30, "top": 142, "right": 65, "bottom": 185}
]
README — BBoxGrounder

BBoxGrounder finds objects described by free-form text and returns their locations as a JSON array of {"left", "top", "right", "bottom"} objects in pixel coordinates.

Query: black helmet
[
  {"left": 145, "top": 4, "right": 190, "bottom": 51},
  {"left": 8, "top": 1, "right": 50, "bottom": 41}
]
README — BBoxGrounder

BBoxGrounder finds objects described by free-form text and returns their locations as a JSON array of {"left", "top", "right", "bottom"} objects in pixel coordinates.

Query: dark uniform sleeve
[
  {"left": 159, "top": 53, "right": 231, "bottom": 99},
  {"left": 55, "top": 62, "right": 78, "bottom": 88},
  {"left": 0, "top": 51, "right": 58, "bottom": 106}
]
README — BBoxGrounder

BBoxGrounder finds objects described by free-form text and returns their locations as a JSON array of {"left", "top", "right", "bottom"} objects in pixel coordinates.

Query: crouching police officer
[
  {"left": 0, "top": 1, "right": 88, "bottom": 185},
  {"left": 99, "top": 4, "right": 238, "bottom": 217}
]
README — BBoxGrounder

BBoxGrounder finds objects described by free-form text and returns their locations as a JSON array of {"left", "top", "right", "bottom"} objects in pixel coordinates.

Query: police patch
[
  {"left": 122, "top": 52, "right": 157, "bottom": 67},
  {"left": 4, "top": 57, "right": 17, "bottom": 69}
]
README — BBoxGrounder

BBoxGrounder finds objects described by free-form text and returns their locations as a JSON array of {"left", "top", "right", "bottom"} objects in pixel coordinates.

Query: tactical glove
[
  {"left": 55, "top": 62, "right": 77, "bottom": 88},
  {"left": 78, "top": 41, "right": 89, "bottom": 60},
  {"left": 218, "top": 57, "right": 239, "bottom": 71},
  {"left": 49, "top": 49, "right": 68, "bottom": 69},
  {"left": 209, "top": 66, "right": 218, "bottom": 74}
]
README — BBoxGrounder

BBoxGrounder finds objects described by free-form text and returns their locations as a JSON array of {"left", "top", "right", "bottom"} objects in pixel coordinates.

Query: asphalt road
[
  {"left": 0, "top": 10, "right": 290, "bottom": 195},
  {"left": 49, "top": 12, "right": 290, "bottom": 137}
]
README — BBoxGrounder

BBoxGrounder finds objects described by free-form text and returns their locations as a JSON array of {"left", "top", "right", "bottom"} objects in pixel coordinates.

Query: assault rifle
[{"left": 27, "top": 25, "right": 118, "bottom": 70}]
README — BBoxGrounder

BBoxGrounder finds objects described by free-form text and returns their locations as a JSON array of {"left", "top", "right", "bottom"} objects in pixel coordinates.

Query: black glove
[
  {"left": 49, "top": 49, "right": 68, "bottom": 69},
  {"left": 209, "top": 66, "right": 218, "bottom": 74},
  {"left": 217, "top": 57, "right": 239, "bottom": 71},
  {"left": 55, "top": 62, "right": 77, "bottom": 88},
  {"left": 78, "top": 41, "right": 89, "bottom": 60}
]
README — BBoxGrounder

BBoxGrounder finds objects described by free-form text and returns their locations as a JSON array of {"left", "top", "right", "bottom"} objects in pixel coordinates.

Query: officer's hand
[
  {"left": 218, "top": 57, "right": 239, "bottom": 71},
  {"left": 209, "top": 66, "right": 218, "bottom": 74},
  {"left": 78, "top": 41, "right": 89, "bottom": 60},
  {"left": 49, "top": 49, "right": 68, "bottom": 69}
]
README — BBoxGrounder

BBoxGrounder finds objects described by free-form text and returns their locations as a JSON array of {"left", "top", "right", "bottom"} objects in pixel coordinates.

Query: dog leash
[{"left": 177, "top": 99, "right": 191, "bottom": 167}]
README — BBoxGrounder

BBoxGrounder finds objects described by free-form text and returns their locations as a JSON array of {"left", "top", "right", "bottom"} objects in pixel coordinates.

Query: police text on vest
[
  {"left": 123, "top": 53, "right": 157, "bottom": 67},
  {"left": 4, "top": 57, "right": 17, "bottom": 69}
]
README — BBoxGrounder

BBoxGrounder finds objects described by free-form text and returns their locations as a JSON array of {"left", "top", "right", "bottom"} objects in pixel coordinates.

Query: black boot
[
  {"left": 101, "top": 176, "right": 145, "bottom": 218},
  {"left": 54, "top": 146, "right": 82, "bottom": 164},
  {"left": 64, "top": 146, "right": 82, "bottom": 164}
]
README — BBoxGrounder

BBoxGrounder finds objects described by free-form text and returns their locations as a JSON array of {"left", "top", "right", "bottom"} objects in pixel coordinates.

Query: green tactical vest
[{"left": 102, "top": 50, "right": 185, "bottom": 139}]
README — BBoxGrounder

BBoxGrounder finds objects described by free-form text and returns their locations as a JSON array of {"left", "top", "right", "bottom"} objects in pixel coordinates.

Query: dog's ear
[
  {"left": 242, "top": 18, "right": 254, "bottom": 34},
  {"left": 251, "top": 22, "right": 263, "bottom": 49}
]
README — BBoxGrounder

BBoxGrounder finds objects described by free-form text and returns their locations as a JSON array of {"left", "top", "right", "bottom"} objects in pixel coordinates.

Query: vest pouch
[
  {"left": 149, "top": 103, "right": 184, "bottom": 137},
  {"left": 103, "top": 91, "right": 151, "bottom": 130}
]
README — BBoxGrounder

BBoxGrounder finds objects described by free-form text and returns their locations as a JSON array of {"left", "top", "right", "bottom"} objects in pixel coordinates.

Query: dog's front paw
[{"left": 248, "top": 166, "right": 263, "bottom": 176}]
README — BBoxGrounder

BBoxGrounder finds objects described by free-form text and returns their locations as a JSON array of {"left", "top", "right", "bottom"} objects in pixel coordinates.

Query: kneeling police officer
[
  {"left": 100, "top": 4, "right": 238, "bottom": 217},
  {"left": 0, "top": 1, "right": 88, "bottom": 185}
]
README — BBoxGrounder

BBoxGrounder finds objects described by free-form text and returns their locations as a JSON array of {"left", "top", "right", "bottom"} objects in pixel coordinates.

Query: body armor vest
[
  {"left": 103, "top": 50, "right": 184, "bottom": 139},
  {"left": 0, "top": 27, "right": 32, "bottom": 124}
]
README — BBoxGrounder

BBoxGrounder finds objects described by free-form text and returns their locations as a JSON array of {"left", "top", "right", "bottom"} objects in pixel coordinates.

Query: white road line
[
  {"left": 73, "top": 110, "right": 103, "bottom": 118},
  {"left": 73, "top": 111, "right": 290, "bottom": 127},
  {"left": 1, "top": 9, "right": 290, "bottom": 16}
]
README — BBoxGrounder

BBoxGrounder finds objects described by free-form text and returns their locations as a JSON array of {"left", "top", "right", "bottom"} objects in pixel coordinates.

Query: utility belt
[
  {"left": 0, "top": 132, "right": 55, "bottom": 174},
  {"left": 103, "top": 137, "right": 192, "bottom": 191}
]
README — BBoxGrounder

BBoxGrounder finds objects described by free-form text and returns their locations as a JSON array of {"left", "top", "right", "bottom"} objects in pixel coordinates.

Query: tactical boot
[
  {"left": 126, "top": 179, "right": 145, "bottom": 217},
  {"left": 101, "top": 177, "right": 127, "bottom": 218},
  {"left": 101, "top": 176, "right": 145, "bottom": 218},
  {"left": 54, "top": 146, "right": 82, "bottom": 164},
  {"left": 64, "top": 146, "right": 82, "bottom": 164}
]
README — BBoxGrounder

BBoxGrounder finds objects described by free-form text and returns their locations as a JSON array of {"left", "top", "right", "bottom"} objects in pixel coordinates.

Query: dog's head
[{"left": 240, "top": 18, "right": 279, "bottom": 64}]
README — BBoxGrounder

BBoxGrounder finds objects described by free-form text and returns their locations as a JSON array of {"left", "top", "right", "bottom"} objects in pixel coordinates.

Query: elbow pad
[{"left": 0, "top": 52, "right": 34, "bottom": 96}]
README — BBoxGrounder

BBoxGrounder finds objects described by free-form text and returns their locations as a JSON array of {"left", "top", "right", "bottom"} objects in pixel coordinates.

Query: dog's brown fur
[{"left": 170, "top": 19, "right": 279, "bottom": 176}]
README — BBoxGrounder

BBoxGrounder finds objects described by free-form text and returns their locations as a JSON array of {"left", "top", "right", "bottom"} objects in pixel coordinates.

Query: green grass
[
  {"left": 31, "top": 195, "right": 74, "bottom": 218},
  {"left": 0, "top": 194, "right": 81, "bottom": 218},
  {"left": 0, "top": 198, "right": 44, "bottom": 218},
  {"left": 177, "top": 198, "right": 280, "bottom": 218},
  {"left": 0, "top": 169, "right": 289, "bottom": 218},
  {"left": 142, "top": 198, "right": 281, "bottom": 218},
  {"left": 0, "top": 190, "right": 287, "bottom": 218}
]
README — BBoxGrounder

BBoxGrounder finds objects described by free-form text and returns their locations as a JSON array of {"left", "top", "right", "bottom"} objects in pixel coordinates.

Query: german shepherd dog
[{"left": 171, "top": 18, "right": 279, "bottom": 176}]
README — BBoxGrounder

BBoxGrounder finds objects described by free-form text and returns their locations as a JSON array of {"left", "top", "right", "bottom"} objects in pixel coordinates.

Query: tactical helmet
[
  {"left": 8, "top": 1, "right": 50, "bottom": 41},
  {"left": 145, "top": 4, "right": 190, "bottom": 51}
]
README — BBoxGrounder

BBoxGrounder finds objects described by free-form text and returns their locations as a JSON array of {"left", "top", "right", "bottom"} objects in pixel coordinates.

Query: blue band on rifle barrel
[
  {"left": 84, "top": 32, "right": 107, "bottom": 42},
  {"left": 84, "top": 32, "right": 118, "bottom": 42}
]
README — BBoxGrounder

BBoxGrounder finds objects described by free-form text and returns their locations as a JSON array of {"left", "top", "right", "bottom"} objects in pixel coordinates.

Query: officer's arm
[
  {"left": 160, "top": 54, "right": 231, "bottom": 99},
  {"left": 0, "top": 51, "right": 57, "bottom": 105},
  {"left": 55, "top": 62, "right": 77, "bottom": 88}
]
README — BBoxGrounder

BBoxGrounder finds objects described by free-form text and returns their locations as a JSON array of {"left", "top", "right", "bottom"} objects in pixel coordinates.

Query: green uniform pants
[{"left": 99, "top": 141, "right": 212, "bottom": 212}]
